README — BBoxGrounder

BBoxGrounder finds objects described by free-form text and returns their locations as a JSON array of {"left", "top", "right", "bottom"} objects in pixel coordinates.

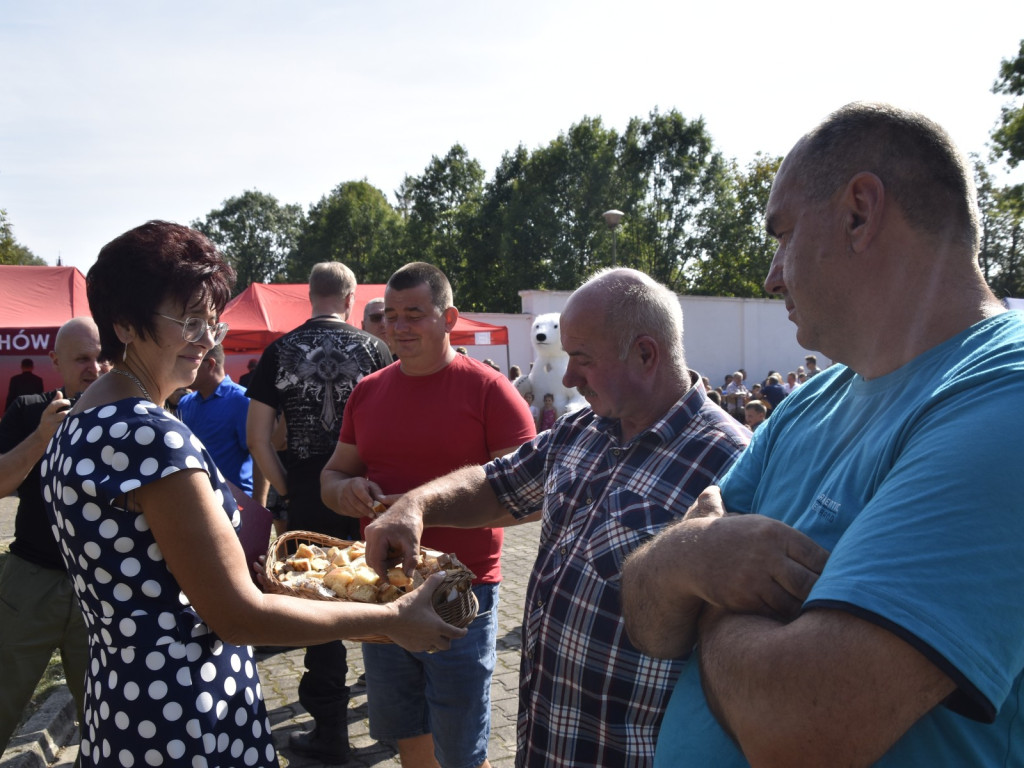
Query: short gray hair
[
  {"left": 790, "top": 102, "right": 980, "bottom": 251},
  {"left": 575, "top": 268, "right": 686, "bottom": 373}
]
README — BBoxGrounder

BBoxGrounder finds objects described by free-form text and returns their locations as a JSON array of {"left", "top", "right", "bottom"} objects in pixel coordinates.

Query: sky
[{"left": 3, "top": 1, "right": 1024, "bottom": 274}]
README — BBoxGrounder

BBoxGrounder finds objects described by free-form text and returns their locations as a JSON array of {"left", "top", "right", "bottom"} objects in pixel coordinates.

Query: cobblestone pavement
[{"left": 1, "top": 494, "right": 539, "bottom": 768}]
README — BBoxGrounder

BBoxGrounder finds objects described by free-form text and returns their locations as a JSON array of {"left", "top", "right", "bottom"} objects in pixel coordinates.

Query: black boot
[
  {"left": 294, "top": 642, "right": 351, "bottom": 762},
  {"left": 288, "top": 724, "right": 350, "bottom": 764}
]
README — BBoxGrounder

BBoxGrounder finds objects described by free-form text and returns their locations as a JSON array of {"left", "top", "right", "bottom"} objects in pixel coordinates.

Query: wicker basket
[{"left": 264, "top": 530, "right": 479, "bottom": 644}]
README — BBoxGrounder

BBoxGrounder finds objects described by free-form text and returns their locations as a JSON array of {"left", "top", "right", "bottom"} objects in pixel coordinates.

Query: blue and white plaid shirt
[{"left": 486, "top": 377, "right": 749, "bottom": 768}]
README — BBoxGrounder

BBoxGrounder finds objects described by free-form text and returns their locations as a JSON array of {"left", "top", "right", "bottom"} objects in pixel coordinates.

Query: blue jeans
[{"left": 363, "top": 582, "right": 499, "bottom": 768}]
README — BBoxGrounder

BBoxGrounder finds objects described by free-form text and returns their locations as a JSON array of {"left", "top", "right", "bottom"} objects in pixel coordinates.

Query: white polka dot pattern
[{"left": 42, "top": 400, "right": 277, "bottom": 767}]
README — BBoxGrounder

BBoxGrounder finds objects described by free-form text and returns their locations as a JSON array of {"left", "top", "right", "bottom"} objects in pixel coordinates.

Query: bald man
[{"left": 0, "top": 316, "right": 104, "bottom": 750}]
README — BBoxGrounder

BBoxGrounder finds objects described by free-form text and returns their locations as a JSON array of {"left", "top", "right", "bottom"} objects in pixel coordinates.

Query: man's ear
[
  {"left": 443, "top": 306, "right": 459, "bottom": 333},
  {"left": 634, "top": 335, "right": 658, "bottom": 371},
  {"left": 844, "top": 171, "right": 885, "bottom": 253}
]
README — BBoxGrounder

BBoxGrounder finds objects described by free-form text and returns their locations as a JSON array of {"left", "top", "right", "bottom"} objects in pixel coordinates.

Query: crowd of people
[
  {"left": 700, "top": 355, "right": 824, "bottom": 431},
  {"left": 1, "top": 100, "right": 1022, "bottom": 768}
]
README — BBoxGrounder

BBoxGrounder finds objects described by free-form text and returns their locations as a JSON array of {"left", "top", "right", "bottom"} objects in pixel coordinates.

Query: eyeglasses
[
  {"left": 156, "top": 314, "right": 229, "bottom": 345},
  {"left": 367, "top": 313, "right": 384, "bottom": 323}
]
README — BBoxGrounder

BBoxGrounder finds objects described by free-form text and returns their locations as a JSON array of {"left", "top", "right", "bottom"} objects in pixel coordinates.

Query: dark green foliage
[
  {"left": 192, "top": 190, "right": 304, "bottom": 293},
  {"left": 292, "top": 181, "right": 405, "bottom": 284},
  {"left": 0, "top": 209, "right": 46, "bottom": 265},
  {"left": 992, "top": 39, "right": 1024, "bottom": 170},
  {"left": 182, "top": 68, "right": 1024, "bottom": 308}
]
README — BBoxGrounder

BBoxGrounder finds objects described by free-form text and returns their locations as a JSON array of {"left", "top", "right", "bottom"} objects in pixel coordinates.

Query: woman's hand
[
  {"left": 382, "top": 572, "right": 468, "bottom": 653},
  {"left": 251, "top": 555, "right": 272, "bottom": 591}
]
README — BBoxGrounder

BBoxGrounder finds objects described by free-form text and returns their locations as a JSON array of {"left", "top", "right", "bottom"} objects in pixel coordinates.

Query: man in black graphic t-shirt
[{"left": 245, "top": 262, "right": 392, "bottom": 762}]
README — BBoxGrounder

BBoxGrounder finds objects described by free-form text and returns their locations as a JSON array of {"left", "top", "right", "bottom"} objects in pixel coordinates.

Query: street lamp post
[{"left": 602, "top": 209, "right": 624, "bottom": 265}]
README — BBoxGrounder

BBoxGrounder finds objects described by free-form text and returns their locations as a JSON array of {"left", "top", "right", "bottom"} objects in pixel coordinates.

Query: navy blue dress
[{"left": 42, "top": 399, "right": 278, "bottom": 768}]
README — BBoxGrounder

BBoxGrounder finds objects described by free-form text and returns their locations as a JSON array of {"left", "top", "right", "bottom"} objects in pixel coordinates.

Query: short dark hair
[
  {"left": 387, "top": 262, "right": 453, "bottom": 311},
  {"left": 87, "top": 221, "right": 235, "bottom": 360},
  {"left": 20, "top": 358, "right": 33, "bottom": 369},
  {"left": 791, "top": 102, "right": 980, "bottom": 251},
  {"left": 204, "top": 344, "right": 225, "bottom": 366}
]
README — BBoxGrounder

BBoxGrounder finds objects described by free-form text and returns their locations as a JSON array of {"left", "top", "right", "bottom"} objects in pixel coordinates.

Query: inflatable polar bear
[{"left": 513, "top": 313, "right": 588, "bottom": 416}]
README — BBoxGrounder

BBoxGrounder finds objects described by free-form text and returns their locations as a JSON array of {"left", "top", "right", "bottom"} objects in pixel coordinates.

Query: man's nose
[
  {"left": 764, "top": 252, "right": 785, "bottom": 296},
  {"left": 562, "top": 364, "right": 578, "bottom": 389}
]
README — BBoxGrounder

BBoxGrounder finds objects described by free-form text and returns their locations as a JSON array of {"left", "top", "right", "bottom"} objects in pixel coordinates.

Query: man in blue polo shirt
[
  {"left": 621, "top": 102, "right": 1024, "bottom": 767},
  {"left": 177, "top": 343, "right": 255, "bottom": 494}
]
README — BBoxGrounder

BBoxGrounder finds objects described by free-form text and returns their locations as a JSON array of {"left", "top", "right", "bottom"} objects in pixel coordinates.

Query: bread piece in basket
[{"left": 264, "top": 530, "right": 478, "bottom": 643}]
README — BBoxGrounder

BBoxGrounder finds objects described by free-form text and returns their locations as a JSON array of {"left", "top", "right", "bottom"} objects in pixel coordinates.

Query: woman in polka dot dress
[{"left": 41, "top": 222, "right": 465, "bottom": 768}]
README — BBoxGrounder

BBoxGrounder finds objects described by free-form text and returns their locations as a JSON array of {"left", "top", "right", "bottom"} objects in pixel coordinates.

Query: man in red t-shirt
[{"left": 321, "top": 261, "right": 536, "bottom": 768}]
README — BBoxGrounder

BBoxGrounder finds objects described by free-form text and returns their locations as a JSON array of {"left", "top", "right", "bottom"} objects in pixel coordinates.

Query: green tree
[
  {"left": 472, "top": 116, "right": 621, "bottom": 297},
  {"left": 0, "top": 209, "right": 46, "bottom": 265},
  {"left": 976, "top": 160, "right": 1024, "bottom": 298},
  {"left": 400, "top": 144, "right": 485, "bottom": 301},
  {"left": 983, "top": 41, "right": 1024, "bottom": 299},
  {"left": 192, "top": 190, "right": 304, "bottom": 292},
  {"left": 464, "top": 111, "right": 769, "bottom": 306},
  {"left": 528, "top": 117, "right": 621, "bottom": 288},
  {"left": 992, "top": 38, "right": 1024, "bottom": 171},
  {"left": 617, "top": 109, "right": 728, "bottom": 290},
  {"left": 292, "top": 180, "right": 405, "bottom": 283},
  {"left": 689, "top": 154, "right": 782, "bottom": 297},
  {"left": 468, "top": 145, "right": 558, "bottom": 311}
]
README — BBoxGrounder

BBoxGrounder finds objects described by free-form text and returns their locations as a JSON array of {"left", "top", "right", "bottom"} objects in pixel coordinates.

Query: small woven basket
[{"left": 264, "top": 530, "right": 479, "bottom": 644}]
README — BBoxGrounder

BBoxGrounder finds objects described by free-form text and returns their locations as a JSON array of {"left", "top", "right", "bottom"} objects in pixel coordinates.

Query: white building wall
[
  {"left": 514, "top": 290, "right": 828, "bottom": 387},
  {"left": 221, "top": 296, "right": 828, "bottom": 387}
]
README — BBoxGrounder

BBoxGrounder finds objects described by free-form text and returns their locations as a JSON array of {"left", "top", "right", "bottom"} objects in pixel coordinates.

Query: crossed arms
[{"left": 620, "top": 486, "right": 956, "bottom": 767}]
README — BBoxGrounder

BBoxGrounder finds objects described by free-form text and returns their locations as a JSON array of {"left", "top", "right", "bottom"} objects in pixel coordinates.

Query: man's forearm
[
  {"left": 696, "top": 609, "right": 862, "bottom": 765},
  {"left": 624, "top": 499, "right": 830, "bottom": 660},
  {"left": 413, "top": 465, "right": 513, "bottom": 529},
  {"left": 621, "top": 522, "right": 706, "bottom": 658},
  {"left": 696, "top": 607, "right": 955, "bottom": 767},
  {"left": 249, "top": 441, "right": 287, "bottom": 497},
  {"left": 251, "top": 462, "right": 270, "bottom": 506},
  {"left": 365, "top": 465, "right": 516, "bottom": 576}
]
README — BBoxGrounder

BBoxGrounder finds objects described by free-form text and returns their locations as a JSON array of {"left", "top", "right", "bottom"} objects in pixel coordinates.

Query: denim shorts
[{"left": 363, "top": 582, "right": 499, "bottom": 768}]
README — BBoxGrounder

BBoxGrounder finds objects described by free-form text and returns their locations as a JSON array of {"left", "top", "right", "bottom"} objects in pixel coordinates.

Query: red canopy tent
[
  {"left": 0, "top": 266, "right": 91, "bottom": 357},
  {"left": 0, "top": 266, "right": 94, "bottom": 404},
  {"left": 0, "top": 272, "right": 511, "bottom": 405},
  {"left": 220, "top": 282, "right": 509, "bottom": 354}
]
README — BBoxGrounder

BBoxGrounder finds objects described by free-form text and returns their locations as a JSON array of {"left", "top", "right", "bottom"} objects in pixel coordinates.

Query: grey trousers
[{"left": 0, "top": 553, "right": 88, "bottom": 752}]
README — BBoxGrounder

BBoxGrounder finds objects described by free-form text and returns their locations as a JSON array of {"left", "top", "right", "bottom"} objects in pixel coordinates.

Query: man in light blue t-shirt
[
  {"left": 177, "top": 343, "right": 256, "bottom": 495},
  {"left": 621, "top": 102, "right": 1024, "bottom": 767}
]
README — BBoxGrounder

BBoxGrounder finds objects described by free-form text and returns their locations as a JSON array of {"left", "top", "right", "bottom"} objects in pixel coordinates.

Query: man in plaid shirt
[{"left": 366, "top": 267, "right": 749, "bottom": 767}]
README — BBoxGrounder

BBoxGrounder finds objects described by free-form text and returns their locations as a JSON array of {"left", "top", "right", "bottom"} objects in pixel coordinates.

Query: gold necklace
[{"left": 109, "top": 367, "right": 153, "bottom": 402}]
